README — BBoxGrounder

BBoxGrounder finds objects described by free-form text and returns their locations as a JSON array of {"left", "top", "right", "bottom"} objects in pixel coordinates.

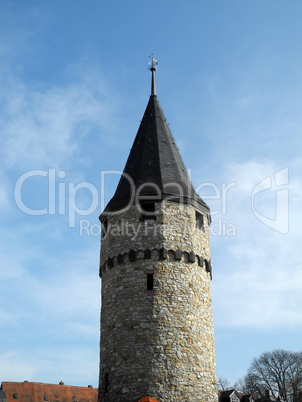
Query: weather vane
[{"left": 148, "top": 54, "right": 158, "bottom": 71}]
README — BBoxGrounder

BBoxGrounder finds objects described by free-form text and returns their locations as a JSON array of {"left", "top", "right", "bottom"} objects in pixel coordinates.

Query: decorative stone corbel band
[{"left": 99, "top": 247, "right": 212, "bottom": 279}]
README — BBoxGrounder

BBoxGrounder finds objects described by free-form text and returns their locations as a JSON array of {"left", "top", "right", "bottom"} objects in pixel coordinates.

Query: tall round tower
[{"left": 98, "top": 60, "right": 217, "bottom": 402}]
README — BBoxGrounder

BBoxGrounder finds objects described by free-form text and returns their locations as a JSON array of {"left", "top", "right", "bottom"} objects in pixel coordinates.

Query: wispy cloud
[
  {"left": 0, "top": 347, "right": 99, "bottom": 387},
  {"left": 0, "top": 47, "right": 108, "bottom": 385},
  {"left": 0, "top": 352, "right": 40, "bottom": 382},
  {"left": 0, "top": 235, "right": 100, "bottom": 384},
  {"left": 211, "top": 158, "right": 302, "bottom": 329},
  {"left": 0, "top": 68, "right": 118, "bottom": 171}
]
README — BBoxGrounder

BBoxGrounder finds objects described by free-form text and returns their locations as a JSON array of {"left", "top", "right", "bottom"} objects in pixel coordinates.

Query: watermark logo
[
  {"left": 251, "top": 167, "right": 289, "bottom": 234},
  {"left": 79, "top": 218, "right": 236, "bottom": 239},
  {"left": 14, "top": 167, "right": 289, "bottom": 236},
  {"left": 14, "top": 169, "right": 99, "bottom": 227}
]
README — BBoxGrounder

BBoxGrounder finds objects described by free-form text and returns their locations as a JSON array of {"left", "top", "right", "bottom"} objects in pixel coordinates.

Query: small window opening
[
  {"left": 195, "top": 211, "right": 204, "bottom": 230},
  {"left": 104, "top": 373, "right": 109, "bottom": 393},
  {"left": 13, "top": 394, "right": 18, "bottom": 400},
  {"left": 44, "top": 396, "right": 48, "bottom": 401},
  {"left": 140, "top": 202, "right": 156, "bottom": 221},
  {"left": 147, "top": 273, "right": 154, "bottom": 290}
]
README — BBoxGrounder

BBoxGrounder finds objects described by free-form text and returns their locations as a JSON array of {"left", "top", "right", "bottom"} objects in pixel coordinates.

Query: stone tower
[{"left": 98, "top": 60, "right": 217, "bottom": 402}]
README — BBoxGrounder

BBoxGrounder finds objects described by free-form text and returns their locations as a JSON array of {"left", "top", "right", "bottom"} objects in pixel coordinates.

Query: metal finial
[
  {"left": 148, "top": 54, "right": 158, "bottom": 71},
  {"left": 148, "top": 54, "right": 158, "bottom": 96}
]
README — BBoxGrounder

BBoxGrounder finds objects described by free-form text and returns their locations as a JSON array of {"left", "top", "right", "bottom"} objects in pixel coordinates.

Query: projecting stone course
[{"left": 99, "top": 201, "right": 217, "bottom": 402}]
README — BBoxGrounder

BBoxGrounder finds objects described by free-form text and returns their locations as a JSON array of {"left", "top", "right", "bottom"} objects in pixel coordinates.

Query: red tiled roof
[{"left": 1, "top": 382, "right": 98, "bottom": 402}]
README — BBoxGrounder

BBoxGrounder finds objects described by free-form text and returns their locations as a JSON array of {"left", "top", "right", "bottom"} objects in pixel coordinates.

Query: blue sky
[{"left": 1, "top": 0, "right": 302, "bottom": 389}]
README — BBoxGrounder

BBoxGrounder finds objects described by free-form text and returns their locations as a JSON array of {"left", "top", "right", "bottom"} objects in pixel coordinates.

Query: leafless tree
[
  {"left": 237, "top": 350, "right": 302, "bottom": 402},
  {"left": 218, "top": 377, "right": 232, "bottom": 390}
]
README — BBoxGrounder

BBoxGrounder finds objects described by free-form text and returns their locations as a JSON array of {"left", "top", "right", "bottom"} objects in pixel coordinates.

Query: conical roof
[{"left": 101, "top": 74, "right": 210, "bottom": 219}]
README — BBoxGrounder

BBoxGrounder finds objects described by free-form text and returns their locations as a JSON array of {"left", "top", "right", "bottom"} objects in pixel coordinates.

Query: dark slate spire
[{"left": 101, "top": 61, "right": 210, "bottom": 218}]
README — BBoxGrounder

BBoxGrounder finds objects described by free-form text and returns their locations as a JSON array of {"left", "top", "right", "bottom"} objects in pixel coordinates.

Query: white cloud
[
  {"left": 0, "top": 230, "right": 100, "bottom": 324},
  {"left": 0, "top": 69, "right": 117, "bottom": 170},
  {"left": 0, "top": 352, "right": 40, "bottom": 382},
  {"left": 211, "top": 158, "right": 302, "bottom": 329},
  {"left": 0, "top": 233, "right": 100, "bottom": 384},
  {"left": 0, "top": 47, "right": 108, "bottom": 387},
  {"left": 0, "top": 348, "right": 99, "bottom": 387}
]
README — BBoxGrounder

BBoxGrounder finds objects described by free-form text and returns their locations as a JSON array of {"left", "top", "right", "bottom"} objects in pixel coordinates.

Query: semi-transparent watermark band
[{"left": 14, "top": 167, "right": 289, "bottom": 236}]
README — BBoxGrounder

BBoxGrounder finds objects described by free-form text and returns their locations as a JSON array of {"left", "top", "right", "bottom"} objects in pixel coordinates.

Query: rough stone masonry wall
[{"left": 99, "top": 201, "right": 217, "bottom": 402}]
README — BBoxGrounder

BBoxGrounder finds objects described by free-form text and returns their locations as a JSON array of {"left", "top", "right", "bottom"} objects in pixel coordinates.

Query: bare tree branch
[{"left": 238, "top": 349, "right": 302, "bottom": 402}]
